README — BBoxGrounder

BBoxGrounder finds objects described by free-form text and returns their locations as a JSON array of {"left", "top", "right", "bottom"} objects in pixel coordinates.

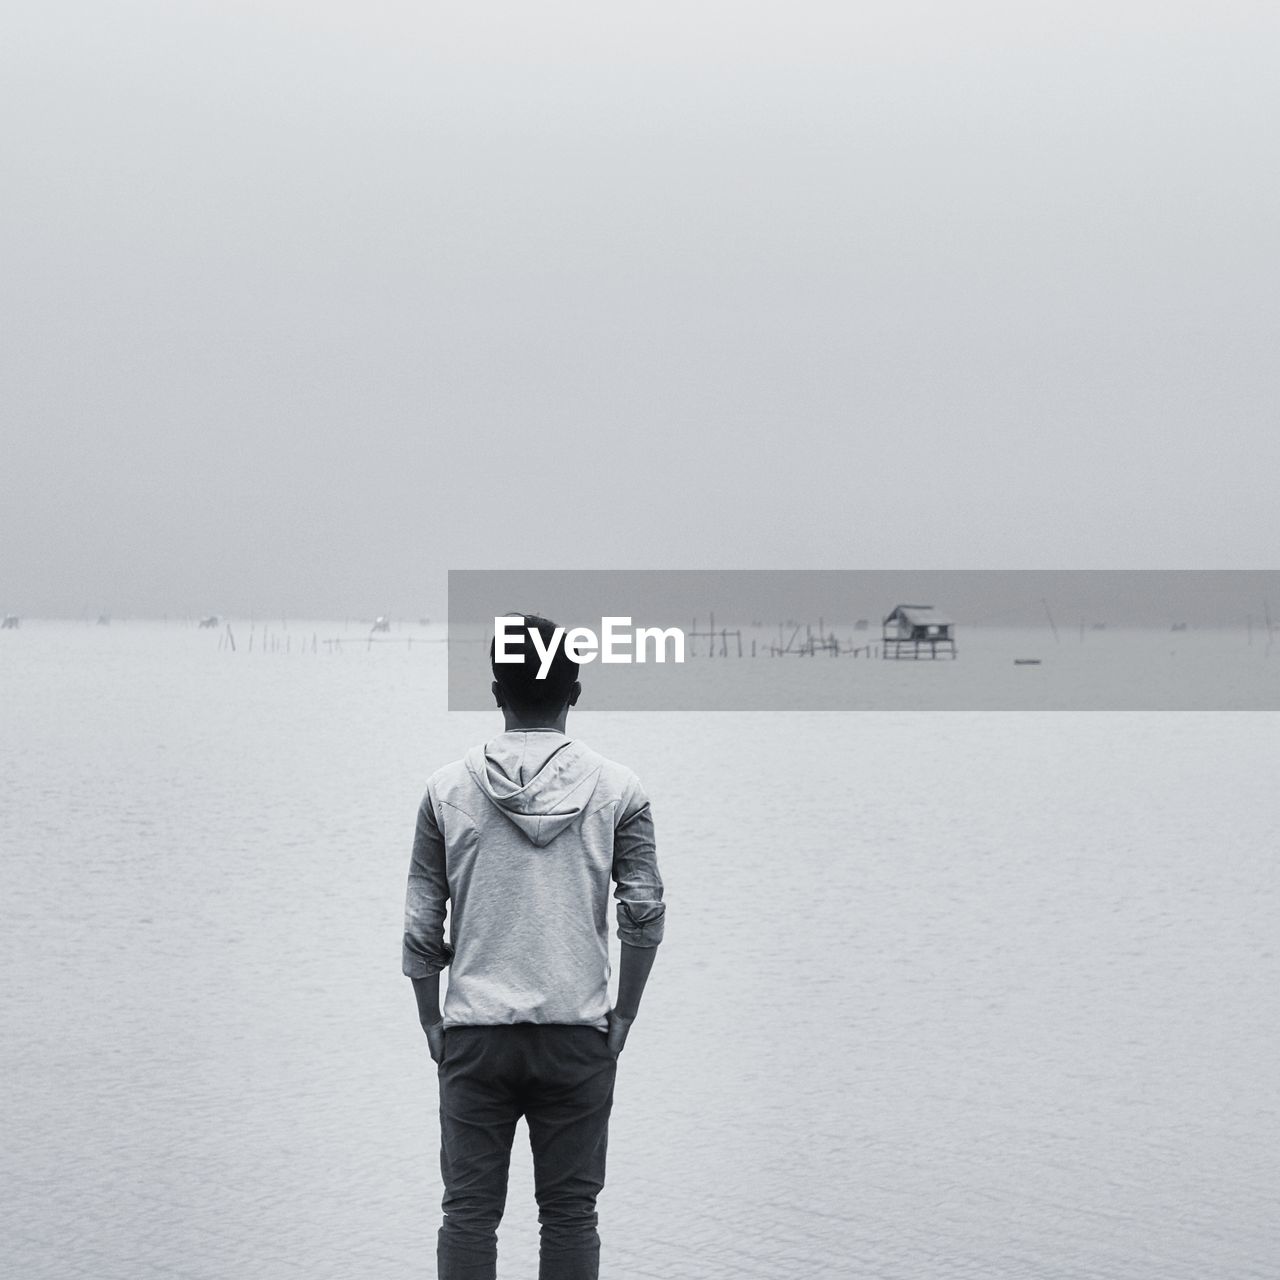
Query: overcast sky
[{"left": 3, "top": 1, "right": 1277, "bottom": 619}]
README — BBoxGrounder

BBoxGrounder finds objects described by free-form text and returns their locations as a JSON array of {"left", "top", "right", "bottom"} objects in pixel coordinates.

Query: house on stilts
[{"left": 881, "top": 604, "right": 957, "bottom": 659}]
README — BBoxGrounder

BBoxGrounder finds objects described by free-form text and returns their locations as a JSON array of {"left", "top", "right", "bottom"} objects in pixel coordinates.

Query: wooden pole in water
[{"left": 1042, "top": 598, "right": 1060, "bottom": 643}]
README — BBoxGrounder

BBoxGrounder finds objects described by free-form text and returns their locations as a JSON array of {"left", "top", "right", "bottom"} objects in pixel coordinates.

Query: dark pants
[{"left": 436, "top": 1023, "right": 617, "bottom": 1280}]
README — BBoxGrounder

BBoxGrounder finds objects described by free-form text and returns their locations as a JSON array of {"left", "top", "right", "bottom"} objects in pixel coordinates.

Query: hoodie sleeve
[
  {"left": 612, "top": 775, "right": 666, "bottom": 948},
  {"left": 402, "top": 787, "right": 455, "bottom": 978}
]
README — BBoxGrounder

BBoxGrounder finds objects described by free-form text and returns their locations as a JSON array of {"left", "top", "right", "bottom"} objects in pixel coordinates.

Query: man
[{"left": 403, "top": 613, "right": 666, "bottom": 1280}]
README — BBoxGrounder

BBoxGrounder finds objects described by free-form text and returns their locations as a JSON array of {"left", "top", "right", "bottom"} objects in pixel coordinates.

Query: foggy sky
[{"left": 3, "top": 2, "right": 1278, "bottom": 620}]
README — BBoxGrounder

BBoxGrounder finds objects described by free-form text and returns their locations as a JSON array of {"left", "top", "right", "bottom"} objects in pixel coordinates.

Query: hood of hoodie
[{"left": 465, "top": 731, "right": 603, "bottom": 848}]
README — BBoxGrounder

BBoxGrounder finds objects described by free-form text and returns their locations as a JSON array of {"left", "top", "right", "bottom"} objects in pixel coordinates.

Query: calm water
[
  {"left": 448, "top": 621, "right": 1280, "bottom": 710},
  {"left": 3, "top": 622, "right": 1278, "bottom": 1278}
]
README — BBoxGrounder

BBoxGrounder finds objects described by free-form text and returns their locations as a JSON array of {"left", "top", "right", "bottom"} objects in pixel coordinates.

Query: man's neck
[{"left": 501, "top": 709, "right": 570, "bottom": 734}]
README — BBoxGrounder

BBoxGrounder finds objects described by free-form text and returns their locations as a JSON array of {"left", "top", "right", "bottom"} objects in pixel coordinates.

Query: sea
[{"left": 3, "top": 620, "right": 1277, "bottom": 1279}]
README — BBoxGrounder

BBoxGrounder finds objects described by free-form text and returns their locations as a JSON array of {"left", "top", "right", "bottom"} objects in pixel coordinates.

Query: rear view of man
[{"left": 403, "top": 613, "right": 666, "bottom": 1280}]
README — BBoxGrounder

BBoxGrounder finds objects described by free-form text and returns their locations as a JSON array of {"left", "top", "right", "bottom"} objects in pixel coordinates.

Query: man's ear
[
  {"left": 567, "top": 681, "right": 582, "bottom": 707},
  {"left": 491, "top": 680, "right": 506, "bottom": 708}
]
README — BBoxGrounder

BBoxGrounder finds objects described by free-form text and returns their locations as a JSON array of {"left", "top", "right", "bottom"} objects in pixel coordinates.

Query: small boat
[{"left": 1014, "top": 658, "right": 1042, "bottom": 665}]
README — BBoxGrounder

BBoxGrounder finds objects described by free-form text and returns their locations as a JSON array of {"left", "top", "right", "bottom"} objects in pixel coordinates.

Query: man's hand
[
  {"left": 422, "top": 1020, "right": 446, "bottom": 1065},
  {"left": 605, "top": 1009, "right": 635, "bottom": 1060},
  {"left": 412, "top": 975, "right": 445, "bottom": 1062}
]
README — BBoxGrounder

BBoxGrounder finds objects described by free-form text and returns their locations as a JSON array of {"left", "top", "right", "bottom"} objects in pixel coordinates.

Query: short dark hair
[{"left": 490, "top": 612, "right": 580, "bottom": 712}]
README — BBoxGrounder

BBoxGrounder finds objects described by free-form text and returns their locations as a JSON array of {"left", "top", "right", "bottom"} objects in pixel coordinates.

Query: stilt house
[{"left": 881, "top": 604, "right": 957, "bottom": 659}]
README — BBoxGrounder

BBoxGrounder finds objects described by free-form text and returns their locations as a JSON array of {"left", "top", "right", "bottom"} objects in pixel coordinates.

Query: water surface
[{"left": 3, "top": 622, "right": 1277, "bottom": 1278}]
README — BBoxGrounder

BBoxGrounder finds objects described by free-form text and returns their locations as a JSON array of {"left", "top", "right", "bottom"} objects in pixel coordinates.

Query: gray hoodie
[{"left": 402, "top": 729, "right": 666, "bottom": 1029}]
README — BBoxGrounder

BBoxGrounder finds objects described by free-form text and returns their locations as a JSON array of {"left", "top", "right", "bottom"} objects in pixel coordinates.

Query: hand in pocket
[
  {"left": 424, "top": 1021, "right": 446, "bottom": 1065},
  {"left": 605, "top": 1009, "right": 633, "bottom": 1060}
]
